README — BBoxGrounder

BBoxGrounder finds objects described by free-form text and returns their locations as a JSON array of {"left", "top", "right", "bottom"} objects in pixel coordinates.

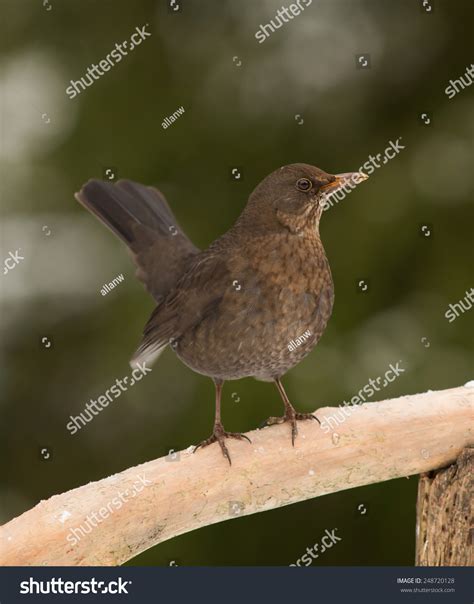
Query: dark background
[{"left": 1, "top": 0, "right": 473, "bottom": 565}]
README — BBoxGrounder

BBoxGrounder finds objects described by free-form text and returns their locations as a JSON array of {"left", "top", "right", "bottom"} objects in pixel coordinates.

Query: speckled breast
[{"left": 176, "top": 233, "right": 334, "bottom": 381}]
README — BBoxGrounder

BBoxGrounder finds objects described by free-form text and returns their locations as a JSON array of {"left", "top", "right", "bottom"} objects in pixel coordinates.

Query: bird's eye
[{"left": 296, "top": 178, "right": 312, "bottom": 192}]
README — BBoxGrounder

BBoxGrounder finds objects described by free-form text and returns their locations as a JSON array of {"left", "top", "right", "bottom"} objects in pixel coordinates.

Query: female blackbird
[{"left": 76, "top": 164, "right": 368, "bottom": 463}]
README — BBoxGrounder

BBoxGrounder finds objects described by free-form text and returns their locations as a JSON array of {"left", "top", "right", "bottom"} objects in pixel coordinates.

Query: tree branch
[{"left": 1, "top": 384, "right": 473, "bottom": 566}]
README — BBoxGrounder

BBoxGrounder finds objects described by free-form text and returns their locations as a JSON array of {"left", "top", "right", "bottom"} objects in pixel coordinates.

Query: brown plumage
[{"left": 75, "top": 164, "right": 368, "bottom": 463}]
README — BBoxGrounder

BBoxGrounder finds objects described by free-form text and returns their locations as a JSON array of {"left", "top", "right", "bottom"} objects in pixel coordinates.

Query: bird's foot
[
  {"left": 194, "top": 423, "right": 251, "bottom": 465},
  {"left": 261, "top": 410, "right": 320, "bottom": 446}
]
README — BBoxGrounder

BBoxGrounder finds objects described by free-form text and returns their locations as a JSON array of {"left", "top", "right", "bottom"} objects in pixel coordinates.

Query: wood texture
[
  {"left": 1, "top": 384, "right": 473, "bottom": 566},
  {"left": 416, "top": 447, "right": 473, "bottom": 566}
]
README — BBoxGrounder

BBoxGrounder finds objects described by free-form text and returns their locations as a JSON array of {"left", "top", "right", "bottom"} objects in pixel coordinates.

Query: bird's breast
[{"left": 177, "top": 233, "right": 334, "bottom": 380}]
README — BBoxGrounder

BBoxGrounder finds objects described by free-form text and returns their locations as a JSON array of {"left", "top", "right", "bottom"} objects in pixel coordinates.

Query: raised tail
[{"left": 75, "top": 179, "right": 199, "bottom": 302}]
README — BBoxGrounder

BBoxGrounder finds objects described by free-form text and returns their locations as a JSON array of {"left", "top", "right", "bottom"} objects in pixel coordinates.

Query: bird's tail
[
  {"left": 75, "top": 179, "right": 178, "bottom": 249},
  {"left": 75, "top": 179, "right": 199, "bottom": 303}
]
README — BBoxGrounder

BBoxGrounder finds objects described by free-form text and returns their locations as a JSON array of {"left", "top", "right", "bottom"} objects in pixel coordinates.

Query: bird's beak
[{"left": 320, "top": 171, "right": 369, "bottom": 195}]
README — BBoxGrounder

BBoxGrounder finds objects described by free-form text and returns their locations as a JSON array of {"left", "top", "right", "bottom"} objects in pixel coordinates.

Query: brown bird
[{"left": 76, "top": 164, "right": 368, "bottom": 463}]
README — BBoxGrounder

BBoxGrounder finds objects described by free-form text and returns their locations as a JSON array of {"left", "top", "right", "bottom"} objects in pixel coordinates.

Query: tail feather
[
  {"left": 76, "top": 180, "right": 166, "bottom": 246},
  {"left": 115, "top": 180, "right": 177, "bottom": 235},
  {"left": 75, "top": 178, "right": 199, "bottom": 302}
]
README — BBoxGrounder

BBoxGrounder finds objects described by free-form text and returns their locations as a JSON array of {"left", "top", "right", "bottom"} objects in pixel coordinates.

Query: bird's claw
[
  {"left": 295, "top": 412, "right": 321, "bottom": 424},
  {"left": 260, "top": 411, "right": 320, "bottom": 445},
  {"left": 194, "top": 424, "right": 251, "bottom": 465}
]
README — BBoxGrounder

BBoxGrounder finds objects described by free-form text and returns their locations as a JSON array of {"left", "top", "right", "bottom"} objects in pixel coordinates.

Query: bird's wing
[
  {"left": 131, "top": 251, "right": 230, "bottom": 365},
  {"left": 75, "top": 179, "right": 199, "bottom": 302}
]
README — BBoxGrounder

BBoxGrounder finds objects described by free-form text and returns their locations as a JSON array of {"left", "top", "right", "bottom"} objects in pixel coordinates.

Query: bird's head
[{"left": 242, "top": 163, "right": 368, "bottom": 234}]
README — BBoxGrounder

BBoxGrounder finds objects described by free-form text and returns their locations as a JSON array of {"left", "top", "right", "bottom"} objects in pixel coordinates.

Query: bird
[{"left": 75, "top": 164, "right": 368, "bottom": 464}]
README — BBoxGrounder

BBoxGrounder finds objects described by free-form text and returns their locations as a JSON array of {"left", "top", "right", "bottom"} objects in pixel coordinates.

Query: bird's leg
[
  {"left": 262, "top": 378, "right": 320, "bottom": 446},
  {"left": 194, "top": 379, "right": 251, "bottom": 465}
]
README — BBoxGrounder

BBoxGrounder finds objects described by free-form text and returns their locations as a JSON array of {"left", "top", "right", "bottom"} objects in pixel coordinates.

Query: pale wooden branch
[
  {"left": 1, "top": 384, "right": 473, "bottom": 566},
  {"left": 416, "top": 446, "right": 473, "bottom": 566}
]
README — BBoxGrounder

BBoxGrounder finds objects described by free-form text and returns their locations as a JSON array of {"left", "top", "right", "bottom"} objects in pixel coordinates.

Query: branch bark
[
  {"left": 1, "top": 384, "right": 473, "bottom": 566},
  {"left": 416, "top": 446, "right": 473, "bottom": 566}
]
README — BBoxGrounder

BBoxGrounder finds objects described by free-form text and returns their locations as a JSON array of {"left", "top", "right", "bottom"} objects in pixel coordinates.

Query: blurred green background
[{"left": 1, "top": 0, "right": 473, "bottom": 566}]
